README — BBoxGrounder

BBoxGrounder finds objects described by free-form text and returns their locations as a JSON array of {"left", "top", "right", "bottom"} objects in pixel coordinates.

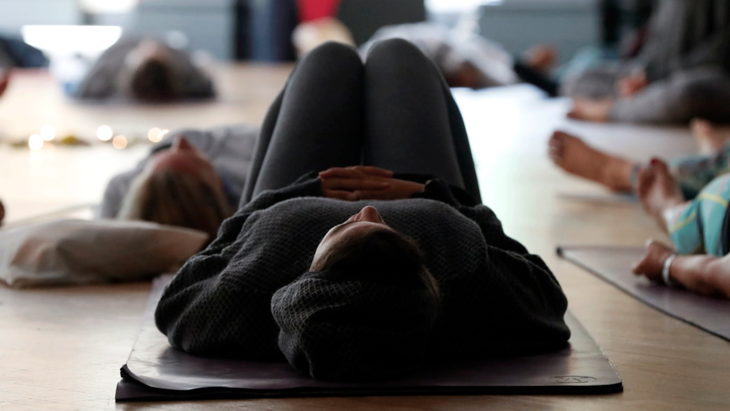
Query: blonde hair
[{"left": 118, "top": 169, "right": 233, "bottom": 243}]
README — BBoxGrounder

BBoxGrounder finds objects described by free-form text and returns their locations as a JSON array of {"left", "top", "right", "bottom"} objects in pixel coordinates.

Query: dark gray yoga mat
[
  {"left": 558, "top": 245, "right": 730, "bottom": 342},
  {"left": 115, "top": 275, "right": 623, "bottom": 402}
]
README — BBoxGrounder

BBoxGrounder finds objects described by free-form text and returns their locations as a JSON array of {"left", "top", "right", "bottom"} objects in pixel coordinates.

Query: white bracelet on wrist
[{"left": 662, "top": 253, "right": 679, "bottom": 287}]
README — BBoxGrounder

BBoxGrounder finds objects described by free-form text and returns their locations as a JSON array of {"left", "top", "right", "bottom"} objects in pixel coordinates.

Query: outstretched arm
[{"left": 633, "top": 240, "right": 730, "bottom": 299}]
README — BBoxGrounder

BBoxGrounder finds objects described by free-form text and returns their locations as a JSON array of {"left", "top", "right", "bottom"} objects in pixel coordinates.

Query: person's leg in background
[
  {"left": 549, "top": 127, "right": 730, "bottom": 197},
  {"left": 362, "top": 38, "right": 482, "bottom": 202},
  {"left": 243, "top": 42, "right": 364, "bottom": 203},
  {"left": 608, "top": 67, "right": 730, "bottom": 124}
]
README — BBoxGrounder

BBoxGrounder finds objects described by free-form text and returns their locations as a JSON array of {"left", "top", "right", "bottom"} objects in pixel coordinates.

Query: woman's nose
[
  {"left": 172, "top": 136, "right": 192, "bottom": 151},
  {"left": 356, "top": 206, "right": 383, "bottom": 223}
]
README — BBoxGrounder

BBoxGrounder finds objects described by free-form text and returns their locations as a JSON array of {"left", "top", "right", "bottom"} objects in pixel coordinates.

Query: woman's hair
[
  {"left": 310, "top": 228, "right": 440, "bottom": 302},
  {"left": 129, "top": 59, "right": 180, "bottom": 101},
  {"left": 117, "top": 168, "right": 233, "bottom": 243}
]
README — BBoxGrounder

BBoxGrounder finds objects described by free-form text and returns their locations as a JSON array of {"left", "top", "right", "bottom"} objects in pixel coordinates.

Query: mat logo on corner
[{"left": 549, "top": 376, "right": 597, "bottom": 384}]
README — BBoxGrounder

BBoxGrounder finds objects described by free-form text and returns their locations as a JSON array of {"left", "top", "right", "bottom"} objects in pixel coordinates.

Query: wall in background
[
  {"left": 0, "top": 0, "right": 235, "bottom": 61},
  {"left": 0, "top": 0, "right": 80, "bottom": 37},
  {"left": 479, "top": 0, "right": 599, "bottom": 62},
  {"left": 126, "top": 0, "right": 235, "bottom": 60},
  {"left": 0, "top": 0, "right": 600, "bottom": 63}
]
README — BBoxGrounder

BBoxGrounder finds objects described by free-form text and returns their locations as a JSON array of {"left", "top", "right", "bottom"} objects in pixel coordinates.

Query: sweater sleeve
[
  {"left": 417, "top": 179, "right": 571, "bottom": 355},
  {"left": 154, "top": 174, "right": 322, "bottom": 358},
  {"left": 439, "top": 240, "right": 572, "bottom": 356}
]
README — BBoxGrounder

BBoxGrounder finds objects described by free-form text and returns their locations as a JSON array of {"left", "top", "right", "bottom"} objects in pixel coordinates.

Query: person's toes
[
  {"left": 635, "top": 165, "right": 655, "bottom": 198},
  {"left": 549, "top": 132, "right": 577, "bottom": 164},
  {"left": 649, "top": 157, "right": 671, "bottom": 176},
  {"left": 548, "top": 132, "right": 564, "bottom": 156},
  {"left": 552, "top": 130, "right": 572, "bottom": 140}
]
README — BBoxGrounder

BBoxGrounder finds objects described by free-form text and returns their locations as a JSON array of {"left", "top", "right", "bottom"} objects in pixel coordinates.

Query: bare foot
[
  {"left": 631, "top": 239, "right": 675, "bottom": 283},
  {"left": 549, "top": 131, "right": 635, "bottom": 191},
  {"left": 636, "top": 158, "right": 686, "bottom": 231},
  {"left": 567, "top": 98, "right": 615, "bottom": 122},
  {"left": 691, "top": 118, "right": 730, "bottom": 154},
  {"left": 525, "top": 44, "right": 558, "bottom": 73}
]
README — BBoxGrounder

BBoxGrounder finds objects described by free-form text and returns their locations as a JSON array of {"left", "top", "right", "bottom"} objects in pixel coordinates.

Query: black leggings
[{"left": 242, "top": 39, "right": 481, "bottom": 204}]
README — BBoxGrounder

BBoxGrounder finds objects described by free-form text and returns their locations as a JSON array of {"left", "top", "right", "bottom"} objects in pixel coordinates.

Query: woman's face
[
  {"left": 146, "top": 136, "right": 222, "bottom": 189},
  {"left": 311, "top": 206, "right": 393, "bottom": 265}
]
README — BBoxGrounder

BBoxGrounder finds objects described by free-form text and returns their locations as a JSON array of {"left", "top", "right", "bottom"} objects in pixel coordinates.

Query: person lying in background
[
  {"left": 565, "top": 0, "right": 730, "bottom": 124},
  {"left": 155, "top": 40, "right": 570, "bottom": 382},
  {"left": 549, "top": 126, "right": 730, "bottom": 299},
  {"left": 293, "top": 18, "right": 560, "bottom": 95},
  {"left": 99, "top": 125, "right": 258, "bottom": 243},
  {"left": 358, "top": 23, "right": 559, "bottom": 95},
  {"left": 75, "top": 38, "right": 215, "bottom": 102}
]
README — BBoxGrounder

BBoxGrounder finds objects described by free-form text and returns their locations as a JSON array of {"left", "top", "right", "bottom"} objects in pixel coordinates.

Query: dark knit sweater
[{"left": 155, "top": 174, "right": 570, "bottom": 379}]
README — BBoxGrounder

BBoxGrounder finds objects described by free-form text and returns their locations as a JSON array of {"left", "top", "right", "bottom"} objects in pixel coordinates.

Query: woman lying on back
[{"left": 154, "top": 40, "right": 571, "bottom": 381}]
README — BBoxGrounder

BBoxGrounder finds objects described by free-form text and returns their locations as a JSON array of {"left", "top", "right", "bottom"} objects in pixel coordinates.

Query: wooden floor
[{"left": 0, "top": 65, "right": 728, "bottom": 410}]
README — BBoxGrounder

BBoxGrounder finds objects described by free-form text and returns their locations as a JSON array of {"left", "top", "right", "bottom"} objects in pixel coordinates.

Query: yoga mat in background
[
  {"left": 116, "top": 275, "right": 623, "bottom": 402},
  {"left": 558, "top": 246, "right": 730, "bottom": 342}
]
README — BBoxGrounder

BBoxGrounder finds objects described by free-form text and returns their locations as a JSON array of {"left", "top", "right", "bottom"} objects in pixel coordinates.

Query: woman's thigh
[
  {"left": 362, "top": 38, "right": 464, "bottom": 187},
  {"left": 251, "top": 42, "right": 365, "bottom": 197}
]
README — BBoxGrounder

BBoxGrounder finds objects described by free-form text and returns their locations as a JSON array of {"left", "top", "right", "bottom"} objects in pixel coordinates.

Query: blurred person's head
[
  {"left": 119, "top": 40, "right": 183, "bottom": 101},
  {"left": 118, "top": 137, "right": 232, "bottom": 242}
]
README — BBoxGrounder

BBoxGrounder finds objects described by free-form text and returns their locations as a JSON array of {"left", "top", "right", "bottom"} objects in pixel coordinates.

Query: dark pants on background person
[{"left": 242, "top": 39, "right": 481, "bottom": 204}]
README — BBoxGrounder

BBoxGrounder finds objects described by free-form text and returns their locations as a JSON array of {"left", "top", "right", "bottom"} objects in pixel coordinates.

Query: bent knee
[
  {"left": 367, "top": 37, "right": 425, "bottom": 61},
  {"left": 304, "top": 41, "right": 361, "bottom": 64}
]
